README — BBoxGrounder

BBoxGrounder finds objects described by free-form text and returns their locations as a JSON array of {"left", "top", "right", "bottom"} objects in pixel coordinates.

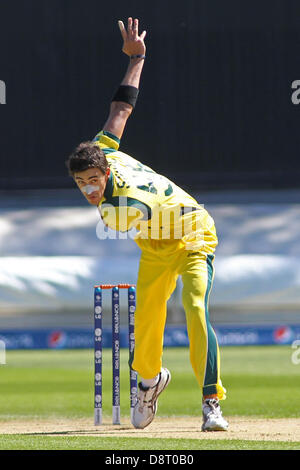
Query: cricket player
[{"left": 66, "top": 18, "right": 228, "bottom": 431}]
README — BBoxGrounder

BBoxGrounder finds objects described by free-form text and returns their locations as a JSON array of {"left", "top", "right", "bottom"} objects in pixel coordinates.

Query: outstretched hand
[{"left": 118, "top": 17, "right": 146, "bottom": 57}]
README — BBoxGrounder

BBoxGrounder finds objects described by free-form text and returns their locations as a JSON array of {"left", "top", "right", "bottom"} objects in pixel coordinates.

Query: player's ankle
[
  {"left": 141, "top": 374, "right": 160, "bottom": 389},
  {"left": 203, "top": 394, "right": 218, "bottom": 401}
]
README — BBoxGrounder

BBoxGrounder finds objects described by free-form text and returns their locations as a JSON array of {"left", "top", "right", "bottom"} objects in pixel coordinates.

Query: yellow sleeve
[{"left": 93, "top": 130, "right": 120, "bottom": 154}]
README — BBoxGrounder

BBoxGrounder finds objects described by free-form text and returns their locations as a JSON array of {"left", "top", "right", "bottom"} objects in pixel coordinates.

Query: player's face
[{"left": 74, "top": 167, "right": 110, "bottom": 206}]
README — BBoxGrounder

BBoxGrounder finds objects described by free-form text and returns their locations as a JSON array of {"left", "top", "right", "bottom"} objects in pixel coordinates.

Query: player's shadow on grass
[{"left": 21, "top": 426, "right": 137, "bottom": 436}]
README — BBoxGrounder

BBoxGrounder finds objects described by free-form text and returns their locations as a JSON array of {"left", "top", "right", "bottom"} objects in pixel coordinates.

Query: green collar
[{"left": 103, "top": 171, "right": 114, "bottom": 202}]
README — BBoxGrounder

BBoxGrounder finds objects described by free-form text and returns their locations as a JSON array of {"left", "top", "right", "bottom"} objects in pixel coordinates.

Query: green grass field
[{"left": 0, "top": 346, "right": 299, "bottom": 450}]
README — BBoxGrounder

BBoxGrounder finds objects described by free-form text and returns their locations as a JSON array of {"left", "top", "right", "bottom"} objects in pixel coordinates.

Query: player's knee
[{"left": 183, "top": 301, "right": 206, "bottom": 323}]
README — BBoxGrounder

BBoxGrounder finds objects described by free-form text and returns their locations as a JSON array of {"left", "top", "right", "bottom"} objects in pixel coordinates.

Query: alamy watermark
[
  {"left": 0, "top": 80, "right": 6, "bottom": 104},
  {"left": 291, "top": 339, "right": 300, "bottom": 365},
  {"left": 96, "top": 199, "right": 207, "bottom": 250},
  {"left": 291, "top": 80, "right": 300, "bottom": 105},
  {"left": 0, "top": 340, "right": 6, "bottom": 365}
]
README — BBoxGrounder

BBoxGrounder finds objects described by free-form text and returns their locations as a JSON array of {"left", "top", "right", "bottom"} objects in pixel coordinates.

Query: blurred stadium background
[{"left": 0, "top": 0, "right": 300, "bottom": 351}]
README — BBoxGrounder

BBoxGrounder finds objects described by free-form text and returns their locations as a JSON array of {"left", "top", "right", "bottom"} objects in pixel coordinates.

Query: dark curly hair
[{"left": 66, "top": 142, "right": 108, "bottom": 176}]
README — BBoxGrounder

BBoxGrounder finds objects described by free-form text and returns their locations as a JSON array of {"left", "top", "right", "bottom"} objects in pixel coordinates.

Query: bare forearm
[
  {"left": 105, "top": 57, "right": 145, "bottom": 135},
  {"left": 110, "top": 57, "right": 145, "bottom": 113},
  {"left": 121, "top": 57, "right": 145, "bottom": 89}
]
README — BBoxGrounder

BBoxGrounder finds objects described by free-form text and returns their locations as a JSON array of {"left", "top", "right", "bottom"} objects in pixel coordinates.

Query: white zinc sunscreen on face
[{"left": 82, "top": 185, "right": 100, "bottom": 195}]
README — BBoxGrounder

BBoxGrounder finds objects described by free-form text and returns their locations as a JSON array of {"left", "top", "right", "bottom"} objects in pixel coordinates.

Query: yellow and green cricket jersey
[{"left": 93, "top": 130, "right": 218, "bottom": 254}]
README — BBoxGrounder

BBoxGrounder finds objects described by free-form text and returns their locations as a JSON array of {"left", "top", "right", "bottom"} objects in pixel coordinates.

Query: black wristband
[{"left": 112, "top": 85, "right": 139, "bottom": 108}]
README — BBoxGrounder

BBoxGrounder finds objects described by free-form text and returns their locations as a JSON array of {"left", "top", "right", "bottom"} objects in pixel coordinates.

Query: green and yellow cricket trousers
[{"left": 132, "top": 229, "right": 226, "bottom": 400}]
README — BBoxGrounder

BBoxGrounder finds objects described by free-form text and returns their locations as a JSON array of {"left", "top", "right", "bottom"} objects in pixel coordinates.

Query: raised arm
[{"left": 102, "top": 18, "right": 146, "bottom": 139}]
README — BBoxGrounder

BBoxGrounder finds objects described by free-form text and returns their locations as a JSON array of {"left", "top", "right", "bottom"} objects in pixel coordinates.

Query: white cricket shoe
[
  {"left": 202, "top": 398, "right": 229, "bottom": 431},
  {"left": 132, "top": 368, "right": 171, "bottom": 429}
]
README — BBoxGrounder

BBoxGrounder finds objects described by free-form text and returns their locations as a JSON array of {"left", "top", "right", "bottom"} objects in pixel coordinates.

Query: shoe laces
[
  {"left": 137, "top": 377, "right": 161, "bottom": 412},
  {"left": 203, "top": 398, "right": 222, "bottom": 418}
]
